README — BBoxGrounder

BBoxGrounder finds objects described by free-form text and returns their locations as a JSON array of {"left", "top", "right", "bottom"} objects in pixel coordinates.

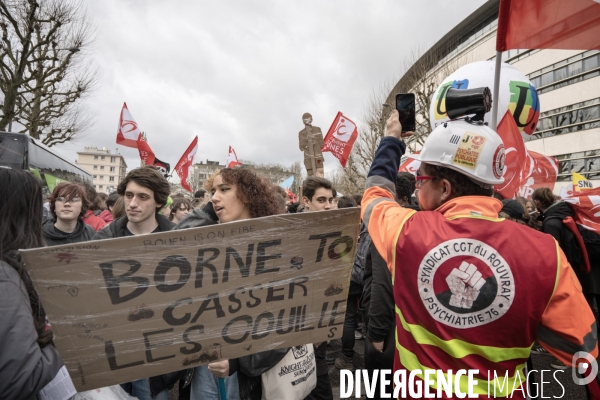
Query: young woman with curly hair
[
  {"left": 191, "top": 168, "right": 291, "bottom": 400},
  {"left": 204, "top": 168, "right": 280, "bottom": 223}
]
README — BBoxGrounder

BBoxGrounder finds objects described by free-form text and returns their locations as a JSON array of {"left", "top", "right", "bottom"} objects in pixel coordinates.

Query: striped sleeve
[
  {"left": 361, "top": 136, "right": 415, "bottom": 272},
  {"left": 537, "top": 243, "right": 598, "bottom": 364}
]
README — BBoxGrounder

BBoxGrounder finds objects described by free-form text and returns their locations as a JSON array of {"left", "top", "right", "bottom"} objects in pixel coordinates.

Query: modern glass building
[{"left": 392, "top": 0, "right": 600, "bottom": 193}]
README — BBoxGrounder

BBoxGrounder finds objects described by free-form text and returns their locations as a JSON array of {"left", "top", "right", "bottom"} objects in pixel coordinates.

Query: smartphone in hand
[{"left": 395, "top": 93, "right": 416, "bottom": 133}]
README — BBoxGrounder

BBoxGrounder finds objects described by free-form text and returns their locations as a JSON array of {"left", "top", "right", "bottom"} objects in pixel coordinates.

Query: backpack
[
  {"left": 351, "top": 222, "right": 372, "bottom": 285},
  {"left": 546, "top": 215, "right": 600, "bottom": 273}
]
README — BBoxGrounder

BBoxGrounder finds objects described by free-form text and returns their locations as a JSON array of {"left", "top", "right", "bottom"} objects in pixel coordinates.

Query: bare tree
[{"left": 0, "top": 0, "right": 96, "bottom": 146}]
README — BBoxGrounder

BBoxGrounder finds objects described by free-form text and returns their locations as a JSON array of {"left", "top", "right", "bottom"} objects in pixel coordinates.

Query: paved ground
[{"left": 169, "top": 339, "right": 587, "bottom": 399}]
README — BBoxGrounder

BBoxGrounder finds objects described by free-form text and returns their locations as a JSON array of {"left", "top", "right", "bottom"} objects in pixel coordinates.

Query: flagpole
[{"left": 491, "top": 51, "right": 502, "bottom": 131}]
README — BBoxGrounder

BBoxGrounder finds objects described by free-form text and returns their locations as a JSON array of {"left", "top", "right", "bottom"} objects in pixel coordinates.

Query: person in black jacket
[
  {"left": 92, "top": 166, "right": 173, "bottom": 400},
  {"left": 42, "top": 182, "right": 95, "bottom": 246},
  {"left": 533, "top": 187, "right": 600, "bottom": 298},
  {"left": 360, "top": 172, "right": 416, "bottom": 399},
  {"left": 533, "top": 187, "right": 600, "bottom": 372},
  {"left": 0, "top": 168, "right": 68, "bottom": 399}
]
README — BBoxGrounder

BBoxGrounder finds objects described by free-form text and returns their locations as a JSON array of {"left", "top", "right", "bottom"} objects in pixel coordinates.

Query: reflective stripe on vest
[
  {"left": 395, "top": 330, "right": 527, "bottom": 397},
  {"left": 396, "top": 306, "right": 531, "bottom": 362}
]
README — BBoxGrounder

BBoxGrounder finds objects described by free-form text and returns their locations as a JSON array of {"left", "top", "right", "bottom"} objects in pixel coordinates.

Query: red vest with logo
[{"left": 393, "top": 211, "right": 558, "bottom": 399}]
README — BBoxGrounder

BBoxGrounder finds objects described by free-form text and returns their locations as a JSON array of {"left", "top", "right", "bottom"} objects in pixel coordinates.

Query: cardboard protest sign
[{"left": 20, "top": 209, "right": 359, "bottom": 391}]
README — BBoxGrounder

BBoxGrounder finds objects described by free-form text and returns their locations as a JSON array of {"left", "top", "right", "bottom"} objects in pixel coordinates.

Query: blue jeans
[
  {"left": 120, "top": 379, "right": 169, "bottom": 400},
  {"left": 191, "top": 365, "right": 240, "bottom": 400}
]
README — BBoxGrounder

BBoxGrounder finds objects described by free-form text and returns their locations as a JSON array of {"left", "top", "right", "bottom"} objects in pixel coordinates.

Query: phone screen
[{"left": 395, "top": 93, "right": 416, "bottom": 132}]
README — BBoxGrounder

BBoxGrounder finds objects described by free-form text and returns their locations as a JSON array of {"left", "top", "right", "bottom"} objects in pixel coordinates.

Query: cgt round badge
[{"left": 418, "top": 239, "right": 515, "bottom": 329}]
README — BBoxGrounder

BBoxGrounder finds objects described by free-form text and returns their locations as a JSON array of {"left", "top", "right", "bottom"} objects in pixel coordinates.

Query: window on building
[
  {"left": 100, "top": 166, "right": 104, "bottom": 170},
  {"left": 101, "top": 156, "right": 105, "bottom": 161},
  {"left": 110, "top": 166, "right": 115, "bottom": 172},
  {"left": 93, "top": 175, "right": 97, "bottom": 178},
  {"left": 93, "top": 165, "right": 97, "bottom": 170},
  {"left": 532, "top": 98, "right": 600, "bottom": 140},
  {"left": 100, "top": 175, "right": 104, "bottom": 180},
  {"left": 94, "top": 155, "right": 98, "bottom": 160},
  {"left": 528, "top": 51, "right": 600, "bottom": 94},
  {"left": 111, "top": 157, "right": 116, "bottom": 163},
  {"left": 99, "top": 185, "right": 103, "bottom": 189},
  {"left": 109, "top": 176, "right": 115, "bottom": 182},
  {"left": 555, "top": 150, "right": 600, "bottom": 181}
]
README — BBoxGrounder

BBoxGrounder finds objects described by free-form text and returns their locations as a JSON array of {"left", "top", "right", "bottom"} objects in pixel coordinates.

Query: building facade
[
  {"left": 76, "top": 147, "right": 127, "bottom": 193},
  {"left": 392, "top": 0, "right": 600, "bottom": 194}
]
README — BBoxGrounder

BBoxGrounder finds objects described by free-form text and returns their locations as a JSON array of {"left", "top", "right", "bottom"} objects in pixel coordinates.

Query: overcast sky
[{"left": 56, "top": 0, "right": 488, "bottom": 180}]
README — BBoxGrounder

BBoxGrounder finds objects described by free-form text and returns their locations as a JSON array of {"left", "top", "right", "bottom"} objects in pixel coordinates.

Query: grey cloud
[{"left": 58, "top": 0, "right": 487, "bottom": 177}]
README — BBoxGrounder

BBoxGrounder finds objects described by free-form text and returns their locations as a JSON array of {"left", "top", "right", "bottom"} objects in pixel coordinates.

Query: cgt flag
[
  {"left": 137, "top": 133, "right": 155, "bottom": 166},
  {"left": 495, "top": 111, "right": 527, "bottom": 199},
  {"left": 226, "top": 146, "right": 242, "bottom": 169},
  {"left": 496, "top": 0, "right": 600, "bottom": 51},
  {"left": 518, "top": 150, "right": 559, "bottom": 199},
  {"left": 322, "top": 112, "right": 358, "bottom": 168},
  {"left": 174, "top": 137, "right": 198, "bottom": 192},
  {"left": 117, "top": 103, "right": 142, "bottom": 148}
]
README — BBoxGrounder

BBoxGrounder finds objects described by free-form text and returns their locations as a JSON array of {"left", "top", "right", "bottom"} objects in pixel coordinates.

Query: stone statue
[{"left": 298, "top": 112, "right": 324, "bottom": 176}]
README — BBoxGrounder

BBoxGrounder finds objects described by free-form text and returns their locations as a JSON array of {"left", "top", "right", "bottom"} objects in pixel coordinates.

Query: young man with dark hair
[
  {"left": 302, "top": 176, "right": 336, "bottom": 400},
  {"left": 361, "top": 109, "right": 597, "bottom": 397},
  {"left": 94, "top": 166, "right": 173, "bottom": 239},
  {"left": 301, "top": 176, "right": 335, "bottom": 212},
  {"left": 93, "top": 166, "right": 173, "bottom": 399}
]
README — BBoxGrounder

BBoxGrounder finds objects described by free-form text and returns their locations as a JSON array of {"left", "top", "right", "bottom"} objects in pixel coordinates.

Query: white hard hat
[{"left": 409, "top": 119, "right": 505, "bottom": 186}]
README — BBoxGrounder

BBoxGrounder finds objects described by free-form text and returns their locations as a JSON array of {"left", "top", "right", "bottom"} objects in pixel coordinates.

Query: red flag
[
  {"left": 322, "top": 112, "right": 358, "bottom": 168},
  {"left": 226, "top": 146, "right": 242, "bottom": 169},
  {"left": 496, "top": 0, "right": 600, "bottom": 51},
  {"left": 563, "top": 187, "right": 600, "bottom": 232},
  {"left": 399, "top": 153, "right": 421, "bottom": 175},
  {"left": 116, "top": 103, "right": 142, "bottom": 148},
  {"left": 495, "top": 112, "right": 527, "bottom": 199},
  {"left": 174, "top": 137, "right": 198, "bottom": 193},
  {"left": 136, "top": 133, "right": 155, "bottom": 166},
  {"left": 517, "top": 150, "right": 559, "bottom": 199}
]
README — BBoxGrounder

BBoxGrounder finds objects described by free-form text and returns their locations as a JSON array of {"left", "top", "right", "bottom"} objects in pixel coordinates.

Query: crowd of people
[{"left": 1, "top": 108, "right": 599, "bottom": 399}]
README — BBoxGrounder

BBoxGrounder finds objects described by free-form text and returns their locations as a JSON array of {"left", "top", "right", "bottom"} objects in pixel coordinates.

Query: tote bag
[{"left": 261, "top": 344, "right": 317, "bottom": 400}]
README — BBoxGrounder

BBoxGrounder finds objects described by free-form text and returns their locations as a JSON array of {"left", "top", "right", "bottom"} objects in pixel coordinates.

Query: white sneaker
[{"left": 355, "top": 330, "right": 364, "bottom": 340}]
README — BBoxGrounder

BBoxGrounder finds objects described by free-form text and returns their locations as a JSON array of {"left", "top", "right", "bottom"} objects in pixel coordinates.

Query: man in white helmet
[{"left": 361, "top": 107, "right": 597, "bottom": 398}]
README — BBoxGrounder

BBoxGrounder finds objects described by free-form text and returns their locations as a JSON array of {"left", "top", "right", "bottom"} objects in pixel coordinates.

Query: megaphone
[{"left": 445, "top": 87, "right": 492, "bottom": 122}]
